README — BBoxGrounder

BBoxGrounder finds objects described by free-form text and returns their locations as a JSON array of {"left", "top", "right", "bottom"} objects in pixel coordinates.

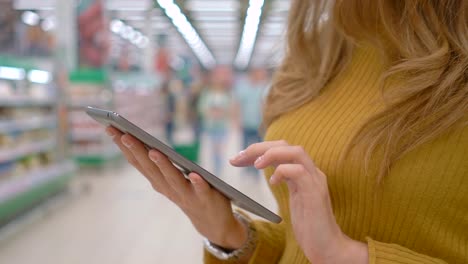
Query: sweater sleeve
[
  {"left": 366, "top": 237, "right": 447, "bottom": 264},
  {"left": 204, "top": 220, "right": 286, "bottom": 264}
]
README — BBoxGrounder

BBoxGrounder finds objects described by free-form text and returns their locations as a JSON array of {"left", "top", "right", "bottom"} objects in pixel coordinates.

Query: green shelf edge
[
  {"left": 69, "top": 68, "right": 108, "bottom": 84},
  {"left": 74, "top": 154, "right": 121, "bottom": 167},
  {"left": 0, "top": 173, "right": 74, "bottom": 224}
]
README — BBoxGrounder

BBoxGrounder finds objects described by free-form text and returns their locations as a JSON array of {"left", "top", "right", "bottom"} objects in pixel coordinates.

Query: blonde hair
[{"left": 263, "top": 0, "right": 468, "bottom": 181}]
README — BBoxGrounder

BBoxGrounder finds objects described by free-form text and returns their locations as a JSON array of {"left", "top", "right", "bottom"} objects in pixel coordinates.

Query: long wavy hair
[{"left": 263, "top": 0, "right": 468, "bottom": 181}]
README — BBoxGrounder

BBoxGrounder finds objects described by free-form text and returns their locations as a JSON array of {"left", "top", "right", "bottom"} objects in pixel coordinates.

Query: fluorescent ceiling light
[
  {"left": 121, "top": 25, "right": 135, "bottom": 40},
  {"left": 41, "top": 17, "right": 56, "bottom": 31},
  {"left": 28, "top": 70, "right": 51, "bottom": 84},
  {"left": 137, "top": 36, "right": 149, "bottom": 49},
  {"left": 234, "top": 0, "right": 265, "bottom": 69},
  {"left": 110, "top": 19, "right": 150, "bottom": 49},
  {"left": 22, "top": 11, "right": 40, "bottom": 26},
  {"left": 157, "top": 0, "right": 216, "bottom": 68},
  {"left": 111, "top": 20, "right": 124, "bottom": 33},
  {"left": 131, "top": 32, "right": 143, "bottom": 44},
  {"left": 0, "top": 67, "right": 26, "bottom": 80}
]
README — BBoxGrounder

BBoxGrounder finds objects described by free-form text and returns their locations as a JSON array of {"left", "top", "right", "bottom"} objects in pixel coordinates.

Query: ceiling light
[
  {"left": 131, "top": 32, "right": 143, "bottom": 44},
  {"left": 21, "top": 11, "right": 40, "bottom": 26},
  {"left": 110, "top": 20, "right": 124, "bottom": 33},
  {"left": 137, "top": 36, "right": 149, "bottom": 49},
  {"left": 234, "top": 0, "right": 265, "bottom": 69},
  {"left": 0, "top": 67, "right": 26, "bottom": 80},
  {"left": 121, "top": 25, "right": 135, "bottom": 40},
  {"left": 41, "top": 17, "right": 56, "bottom": 31},
  {"left": 28, "top": 70, "right": 51, "bottom": 84},
  {"left": 110, "top": 20, "right": 150, "bottom": 49},
  {"left": 157, "top": 0, "right": 216, "bottom": 68}
]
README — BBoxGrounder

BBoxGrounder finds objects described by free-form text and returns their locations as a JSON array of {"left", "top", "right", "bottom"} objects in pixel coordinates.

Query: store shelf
[
  {"left": 0, "top": 139, "right": 56, "bottom": 163},
  {"left": 0, "top": 116, "right": 56, "bottom": 133},
  {"left": 0, "top": 162, "right": 75, "bottom": 203},
  {"left": 73, "top": 147, "right": 121, "bottom": 166},
  {"left": 0, "top": 97, "right": 56, "bottom": 107},
  {"left": 0, "top": 162, "right": 76, "bottom": 223},
  {"left": 69, "top": 131, "right": 103, "bottom": 141},
  {"left": 68, "top": 99, "right": 111, "bottom": 109}
]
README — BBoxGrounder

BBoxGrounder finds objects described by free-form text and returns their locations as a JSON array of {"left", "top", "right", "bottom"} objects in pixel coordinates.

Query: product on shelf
[{"left": 0, "top": 61, "right": 75, "bottom": 224}]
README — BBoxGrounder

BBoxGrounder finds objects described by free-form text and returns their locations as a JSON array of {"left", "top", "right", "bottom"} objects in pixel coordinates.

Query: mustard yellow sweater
[{"left": 205, "top": 45, "right": 467, "bottom": 264}]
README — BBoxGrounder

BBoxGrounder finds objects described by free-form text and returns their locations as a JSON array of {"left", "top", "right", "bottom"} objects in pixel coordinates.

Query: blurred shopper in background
[
  {"left": 188, "top": 72, "right": 207, "bottom": 146},
  {"left": 161, "top": 82, "right": 176, "bottom": 146},
  {"left": 197, "top": 67, "right": 233, "bottom": 176},
  {"left": 234, "top": 68, "right": 268, "bottom": 175}
]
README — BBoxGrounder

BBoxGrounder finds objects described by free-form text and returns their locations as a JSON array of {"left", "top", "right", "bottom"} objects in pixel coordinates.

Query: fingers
[
  {"left": 254, "top": 145, "right": 316, "bottom": 173},
  {"left": 230, "top": 140, "right": 289, "bottom": 167},
  {"left": 270, "top": 164, "right": 313, "bottom": 192},
  {"left": 148, "top": 149, "right": 191, "bottom": 196},
  {"left": 107, "top": 127, "right": 145, "bottom": 173},
  {"left": 188, "top": 173, "right": 211, "bottom": 200},
  {"left": 105, "top": 126, "right": 120, "bottom": 138},
  {"left": 121, "top": 134, "right": 173, "bottom": 194},
  {"left": 107, "top": 126, "right": 214, "bottom": 208}
]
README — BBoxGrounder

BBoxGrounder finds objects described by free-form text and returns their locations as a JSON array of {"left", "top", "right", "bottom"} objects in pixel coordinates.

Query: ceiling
[{"left": 13, "top": 0, "right": 290, "bottom": 69}]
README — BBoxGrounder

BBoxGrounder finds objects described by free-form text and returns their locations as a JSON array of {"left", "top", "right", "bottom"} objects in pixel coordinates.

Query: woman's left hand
[{"left": 230, "top": 140, "right": 368, "bottom": 264}]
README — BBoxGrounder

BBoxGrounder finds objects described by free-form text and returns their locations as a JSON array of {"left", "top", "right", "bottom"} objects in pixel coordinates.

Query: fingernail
[
  {"left": 149, "top": 153, "right": 159, "bottom": 164},
  {"left": 106, "top": 129, "right": 115, "bottom": 137},
  {"left": 269, "top": 174, "right": 277, "bottom": 184},
  {"left": 232, "top": 150, "right": 246, "bottom": 161},
  {"left": 254, "top": 156, "right": 263, "bottom": 165},
  {"left": 122, "top": 137, "right": 133, "bottom": 148},
  {"left": 189, "top": 177, "right": 196, "bottom": 184}
]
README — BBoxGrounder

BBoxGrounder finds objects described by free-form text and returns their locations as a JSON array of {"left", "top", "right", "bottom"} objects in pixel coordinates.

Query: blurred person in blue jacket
[
  {"left": 198, "top": 67, "right": 233, "bottom": 176},
  {"left": 234, "top": 68, "right": 269, "bottom": 156}
]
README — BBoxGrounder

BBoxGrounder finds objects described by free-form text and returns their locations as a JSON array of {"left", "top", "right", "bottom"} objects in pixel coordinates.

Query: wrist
[
  {"left": 308, "top": 234, "right": 368, "bottom": 264},
  {"left": 204, "top": 211, "right": 256, "bottom": 262},
  {"left": 217, "top": 214, "right": 249, "bottom": 250},
  {"left": 344, "top": 239, "right": 368, "bottom": 264}
]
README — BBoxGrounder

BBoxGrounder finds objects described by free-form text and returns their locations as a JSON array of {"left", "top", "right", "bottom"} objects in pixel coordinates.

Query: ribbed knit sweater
[{"left": 205, "top": 45, "right": 467, "bottom": 264}]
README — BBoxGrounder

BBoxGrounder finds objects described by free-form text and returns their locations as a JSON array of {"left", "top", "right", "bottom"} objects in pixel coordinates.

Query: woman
[
  {"left": 198, "top": 69, "right": 233, "bottom": 176},
  {"left": 106, "top": 0, "right": 467, "bottom": 263}
]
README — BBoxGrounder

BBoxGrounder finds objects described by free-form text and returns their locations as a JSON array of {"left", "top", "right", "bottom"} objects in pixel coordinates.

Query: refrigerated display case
[{"left": 0, "top": 59, "right": 75, "bottom": 224}]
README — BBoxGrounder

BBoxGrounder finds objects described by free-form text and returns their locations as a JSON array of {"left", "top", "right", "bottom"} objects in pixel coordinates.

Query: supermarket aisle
[{"left": 0, "top": 130, "right": 276, "bottom": 264}]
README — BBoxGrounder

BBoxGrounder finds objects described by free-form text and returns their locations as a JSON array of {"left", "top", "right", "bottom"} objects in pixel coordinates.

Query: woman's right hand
[{"left": 105, "top": 126, "right": 247, "bottom": 250}]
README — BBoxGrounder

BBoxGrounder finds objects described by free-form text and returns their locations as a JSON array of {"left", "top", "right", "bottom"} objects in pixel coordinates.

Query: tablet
[{"left": 86, "top": 106, "right": 282, "bottom": 223}]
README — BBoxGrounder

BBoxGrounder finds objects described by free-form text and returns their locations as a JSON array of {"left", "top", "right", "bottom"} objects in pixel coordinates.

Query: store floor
[{"left": 0, "top": 131, "right": 276, "bottom": 264}]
